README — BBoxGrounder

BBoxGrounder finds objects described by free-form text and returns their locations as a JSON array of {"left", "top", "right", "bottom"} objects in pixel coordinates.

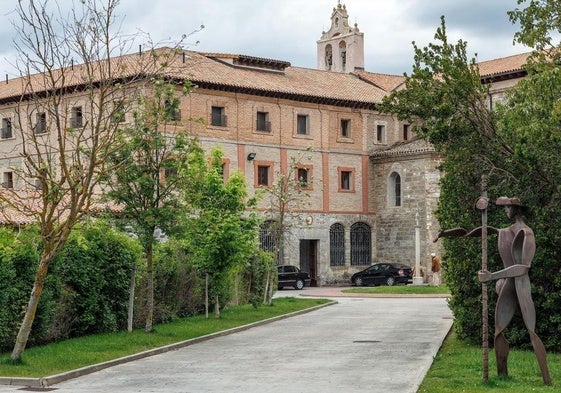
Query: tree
[
  {"left": 106, "top": 77, "right": 199, "bottom": 332},
  {"left": 2, "top": 0, "right": 180, "bottom": 360},
  {"left": 259, "top": 149, "right": 313, "bottom": 305},
  {"left": 381, "top": 12, "right": 561, "bottom": 349},
  {"left": 184, "top": 147, "right": 259, "bottom": 318},
  {"left": 509, "top": 0, "right": 561, "bottom": 55}
]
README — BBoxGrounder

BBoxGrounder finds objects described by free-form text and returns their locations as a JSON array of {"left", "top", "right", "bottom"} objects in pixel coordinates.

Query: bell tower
[{"left": 317, "top": 1, "right": 364, "bottom": 73}]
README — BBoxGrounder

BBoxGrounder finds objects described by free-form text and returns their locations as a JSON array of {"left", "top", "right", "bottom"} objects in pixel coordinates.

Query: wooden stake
[{"left": 480, "top": 176, "right": 489, "bottom": 381}]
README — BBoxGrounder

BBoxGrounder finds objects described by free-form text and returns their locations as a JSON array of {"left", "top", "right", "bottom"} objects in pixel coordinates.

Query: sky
[{"left": 0, "top": 0, "right": 530, "bottom": 77}]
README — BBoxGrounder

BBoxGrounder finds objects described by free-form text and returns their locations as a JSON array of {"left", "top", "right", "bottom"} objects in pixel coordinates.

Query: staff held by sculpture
[{"left": 434, "top": 195, "right": 551, "bottom": 385}]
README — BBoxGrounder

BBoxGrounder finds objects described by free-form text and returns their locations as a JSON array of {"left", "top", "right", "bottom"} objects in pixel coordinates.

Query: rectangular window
[
  {"left": 70, "top": 106, "right": 83, "bottom": 128},
  {"left": 297, "top": 167, "right": 309, "bottom": 187},
  {"left": 376, "top": 124, "right": 385, "bottom": 143},
  {"left": 165, "top": 99, "right": 181, "bottom": 121},
  {"left": 1, "top": 118, "right": 12, "bottom": 139},
  {"left": 340, "top": 119, "right": 351, "bottom": 138},
  {"left": 296, "top": 114, "right": 309, "bottom": 135},
  {"left": 257, "top": 165, "right": 270, "bottom": 186},
  {"left": 111, "top": 102, "right": 125, "bottom": 123},
  {"left": 338, "top": 167, "right": 355, "bottom": 192},
  {"left": 2, "top": 172, "right": 13, "bottom": 189},
  {"left": 35, "top": 112, "right": 47, "bottom": 134},
  {"left": 403, "top": 124, "right": 410, "bottom": 141},
  {"left": 164, "top": 167, "right": 177, "bottom": 180},
  {"left": 211, "top": 106, "right": 227, "bottom": 127},
  {"left": 256, "top": 111, "right": 271, "bottom": 132},
  {"left": 340, "top": 171, "right": 351, "bottom": 190}
]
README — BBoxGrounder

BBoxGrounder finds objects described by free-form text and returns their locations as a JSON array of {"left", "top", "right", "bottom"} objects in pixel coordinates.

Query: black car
[
  {"left": 351, "top": 263, "right": 412, "bottom": 286},
  {"left": 277, "top": 265, "right": 311, "bottom": 290}
]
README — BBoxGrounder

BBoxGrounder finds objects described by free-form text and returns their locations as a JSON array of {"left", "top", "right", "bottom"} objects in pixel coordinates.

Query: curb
[
  {"left": 300, "top": 291, "right": 451, "bottom": 299},
  {"left": 1, "top": 300, "right": 337, "bottom": 388}
]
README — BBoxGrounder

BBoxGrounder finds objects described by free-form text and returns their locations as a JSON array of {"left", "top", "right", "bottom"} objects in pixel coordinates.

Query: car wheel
[
  {"left": 386, "top": 276, "right": 395, "bottom": 286},
  {"left": 294, "top": 279, "right": 305, "bottom": 290},
  {"left": 354, "top": 277, "right": 363, "bottom": 286}
]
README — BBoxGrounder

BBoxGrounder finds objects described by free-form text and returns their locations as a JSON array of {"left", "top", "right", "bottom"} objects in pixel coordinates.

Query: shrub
[{"left": 135, "top": 238, "right": 204, "bottom": 326}]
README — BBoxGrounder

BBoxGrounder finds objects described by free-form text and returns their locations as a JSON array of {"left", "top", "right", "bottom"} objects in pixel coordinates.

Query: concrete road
[{"left": 0, "top": 290, "right": 452, "bottom": 393}]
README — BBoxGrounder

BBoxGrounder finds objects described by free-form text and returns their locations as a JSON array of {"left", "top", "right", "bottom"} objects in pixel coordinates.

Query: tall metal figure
[{"left": 435, "top": 196, "right": 551, "bottom": 385}]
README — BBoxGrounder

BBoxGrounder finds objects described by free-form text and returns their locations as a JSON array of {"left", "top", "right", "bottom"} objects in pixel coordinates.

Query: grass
[
  {"left": 343, "top": 284, "right": 450, "bottom": 295},
  {"left": 0, "top": 297, "right": 330, "bottom": 378},
  {"left": 418, "top": 329, "right": 560, "bottom": 392}
]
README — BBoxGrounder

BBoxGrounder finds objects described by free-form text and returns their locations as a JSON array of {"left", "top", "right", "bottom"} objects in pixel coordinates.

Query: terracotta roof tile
[
  {"left": 0, "top": 189, "right": 122, "bottom": 225},
  {"left": 354, "top": 70, "right": 406, "bottom": 92},
  {"left": 175, "top": 52, "right": 388, "bottom": 104},
  {"left": 477, "top": 52, "right": 530, "bottom": 79},
  {"left": 0, "top": 47, "right": 535, "bottom": 107},
  {"left": 370, "top": 138, "right": 435, "bottom": 160},
  {"left": 0, "top": 48, "right": 389, "bottom": 106}
]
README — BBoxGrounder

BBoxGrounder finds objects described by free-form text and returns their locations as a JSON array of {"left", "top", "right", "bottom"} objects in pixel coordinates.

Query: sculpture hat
[{"left": 495, "top": 196, "right": 524, "bottom": 207}]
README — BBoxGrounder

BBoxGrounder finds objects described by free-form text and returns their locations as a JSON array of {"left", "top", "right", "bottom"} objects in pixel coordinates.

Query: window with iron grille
[
  {"left": 350, "top": 222, "right": 371, "bottom": 266},
  {"left": 1, "top": 118, "right": 12, "bottom": 139},
  {"left": 330, "top": 223, "right": 345, "bottom": 266},
  {"left": 259, "top": 220, "right": 280, "bottom": 263},
  {"left": 211, "top": 106, "right": 227, "bottom": 126},
  {"left": 256, "top": 111, "right": 271, "bottom": 132}
]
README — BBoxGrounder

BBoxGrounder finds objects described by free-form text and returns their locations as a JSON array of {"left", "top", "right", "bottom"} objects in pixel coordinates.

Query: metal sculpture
[{"left": 435, "top": 196, "right": 551, "bottom": 385}]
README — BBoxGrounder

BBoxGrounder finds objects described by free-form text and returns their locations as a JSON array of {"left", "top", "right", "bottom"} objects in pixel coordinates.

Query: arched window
[
  {"left": 339, "top": 41, "right": 347, "bottom": 71},
  {"left": 350, "top": 222, "right": 371, "bottom": 266},
  {"left": 329, "top": 223, "right": 345, "bottom": 266},
  {"left": 325, "top": 44, "right": 333, "bottom": 70},
  {"left": 388, "top": 172, "right": 402, "bottom": 207}
]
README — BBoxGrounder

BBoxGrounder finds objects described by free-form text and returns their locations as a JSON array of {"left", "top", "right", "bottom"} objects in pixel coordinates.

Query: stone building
[{"left": 0, "top": 2, "right": 532, "bottom": 285}]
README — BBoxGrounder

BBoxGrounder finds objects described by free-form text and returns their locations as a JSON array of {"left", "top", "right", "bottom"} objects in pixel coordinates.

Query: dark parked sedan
[
  {"left": 351, "top": 263, "right": 412, "bottom": 286},
  {"left": 277, "top": 265, "right": 311, "bottom": 290}
]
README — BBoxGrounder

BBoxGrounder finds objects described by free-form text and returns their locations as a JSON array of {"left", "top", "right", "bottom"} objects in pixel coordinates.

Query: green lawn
[
  {"left": 418, "top": 329, "right": 560, "bottom": 392},
  {"left": 0, "top": 297, "right": 330, "bottom": 378},
  {"left": 343, "top": 284, "right": 450, "bottom": 295}
]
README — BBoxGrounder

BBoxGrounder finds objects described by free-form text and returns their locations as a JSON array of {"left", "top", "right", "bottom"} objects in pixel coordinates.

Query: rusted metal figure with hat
[{"left": 434, "top": 196, "right": 551, "bottom": 385}]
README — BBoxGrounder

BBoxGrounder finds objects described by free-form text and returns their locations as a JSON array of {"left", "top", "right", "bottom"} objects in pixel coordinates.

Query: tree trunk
[
  {"left": 11, "top": 253, "right": 51, "bottom": 361},
  {"left": 127, "top": 263, "right": 136, "bottom": 332},
  {"left": 263, "top": 270, "right": 271, "bottom": 304},
  {"left": 214, "top": 294, "right": 220, "bottom": 318},
  {"left": 205, "top": 272, "right": 209, "bottom": 319},
  {"left": 144, "top": 242, "right": 154, "bottom": 332}
]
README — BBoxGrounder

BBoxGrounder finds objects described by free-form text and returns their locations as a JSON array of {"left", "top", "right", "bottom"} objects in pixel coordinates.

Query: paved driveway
[{"left": 0, "top": 290, "right": 452, "bottom": 393}]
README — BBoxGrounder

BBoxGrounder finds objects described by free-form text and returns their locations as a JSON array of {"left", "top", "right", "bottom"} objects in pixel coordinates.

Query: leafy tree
[
  {"left": 106, "top": 77, "right": 199, "bottom": 332},
  {"left": 184, "top": 147, "right": 259, "bottom": 318},
  {"left": 4, "top": 0, "right": 142, "bottom": 361},
  {"left": 259, "top": 149, "right": 313, "bottom": 304},
  {"left": 381, "top": 11, "right": 561, "bottom": 350},
  {"left": 3, "top": 0, "right": 197, "bottom": 359},
  {"left": 509, "top": 0, "right": 561, "bottom": 55}
]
